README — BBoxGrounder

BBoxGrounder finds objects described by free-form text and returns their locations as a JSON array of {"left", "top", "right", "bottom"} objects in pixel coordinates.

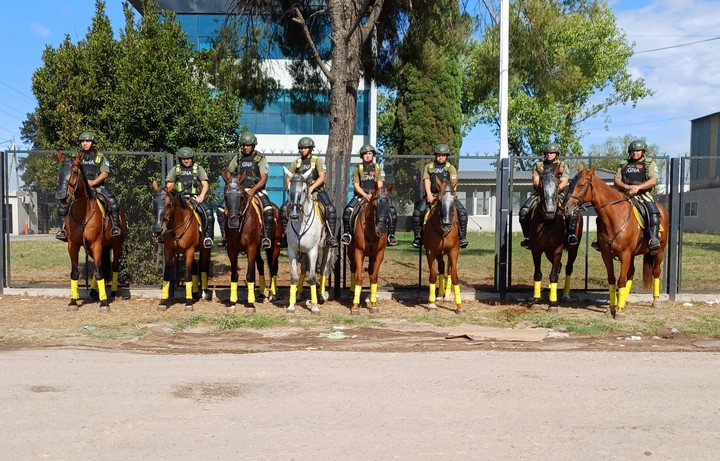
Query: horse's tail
[{"left": 642, "top": 253, "right": 654, "bottom": 289}]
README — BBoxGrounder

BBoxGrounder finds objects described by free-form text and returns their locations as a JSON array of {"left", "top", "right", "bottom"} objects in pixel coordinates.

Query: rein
[
  {"left": 289, "top": 186, "right": 318, "bottom": 243},
  {"left": 162, "top": 192, "right": 195, "bottom": 242}
]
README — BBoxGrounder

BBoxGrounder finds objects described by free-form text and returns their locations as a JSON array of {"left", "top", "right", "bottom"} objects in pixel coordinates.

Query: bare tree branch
[{"left": 290, "top": 7, "right": 334, "bottom": 82}]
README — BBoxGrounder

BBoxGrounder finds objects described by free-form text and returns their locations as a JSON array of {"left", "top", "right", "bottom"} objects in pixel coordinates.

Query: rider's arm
[
  {"left": 248, "top": 156, "right": 269, "bottom": 195},
  {"left": 89, "top": 171, "right": 108, "bottom": 188},
  {"left": 310, "top": 157, "right": 326, "bottom": 193},
  {"left": 196, "top": 180, "right": 209, "bottom": 204}
]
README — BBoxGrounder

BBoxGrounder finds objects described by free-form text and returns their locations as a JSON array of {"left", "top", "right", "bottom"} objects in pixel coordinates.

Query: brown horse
[
  {"left": 529, "top": 163, "right": 582, "bottom": 305},
  {"left": 422, "top": 180, "right": 462, "bottom": 312},
  {"left": 348, "top": 184, "right": 393, "bottom": 314},
  {"left": 151, "top": 180, "right": 211, "bottom": 310},
  {"left": 55, "top": 152, "right": 125, "bottom": 311},
  {"left": 564, "top": 165, "right": 669, "bottom": 318},
  {"left": 221, "top": 171, "right": 281, "bottom": 311}
]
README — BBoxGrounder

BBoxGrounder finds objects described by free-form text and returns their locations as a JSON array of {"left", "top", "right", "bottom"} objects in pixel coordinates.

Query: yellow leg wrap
[
  {"left": 617, "top": 285, "right": 628, "bottom": 309},
  {"left": 90, "top": 276, "right": 98, "bottom": 290},
  {"left": 185, "top": 281, "right": 193, "bottom": 300},
  {"left": 97, "top": 279, "right": 107, "bottom": 301},
  {"left": 271, "top": 276, "right": 278, "bottom": 296},
  {"left": 162, "top": 280, "right": 170, "bottom": 300},
  {"left": 320, "top": 275, "right": 327, "bottom": 294},
  {"left": 247, "top": 282, "right": 255, "bottom": 304},
  {"left": 549, "top": 282, "right": 558, "bottom": 303},
  {"left": 428, "top": 283, "right": 436, "bottom": 303},
  {"left": 444, "top": 275, "right": 452, "bottom": 298},
  {"left": 609, "top": 284, "right": 617, "bottom": 307},
  {"left": 353, "top": 285, "right": 362, "bottom": 305},
  {"left": 563, "top": 275, "right": 571, "bottom": 296},
  {"left": 627, "top": 279, "right": 633, "bottom": 293},
  {"left": 192, "top": 275, "right": 199, "bottom": 293},
  {"left": 350, "top": 273, "right": 356, "bottom": 291},
  {"left": 230, "top": 281, "right": 238, "bottom": 303},
  {"left": 289, "top": 284, "right": 298, "bottom": 305},
  {"left": 201, "top": 272, "right": 208, "bottom": 291},
  {"left": 438, "top": 276, "right": 445, "bottom": 296},
  {"left": 533, "top": 281, "right": 542, "bottom": 299},
  {"left": 112, "top": 272, "right": 119, "bottom": 291},
  {"left": 454, "top": 284, "right": 462, "bottom": 305},
  {"left": 71, "top": 279, "right": 79, "bottom": 300},
  {"left": 298, "top": 272, "right": 305, "bottom": 288},
  {"left": 653, "top": 278, "right": 661, "bottom": 298},
  {"left": 370, "top": 283, "right": 378, "bottom": 303},
  {"left": 258, "top": 275, "right": 266, "bottom": 294},
  {"left": 310, "top": 284, "right": 318, "bottom": 305}
]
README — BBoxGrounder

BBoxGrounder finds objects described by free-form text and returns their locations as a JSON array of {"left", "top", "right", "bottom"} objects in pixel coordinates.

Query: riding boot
[
  {"left": 387, "top": 206, "right": 398, "bottom": 246},
  {"left": 326, "top": 206, "right": 339, "bottom": 247},
  {"left": 280, "top": 201, "right": 289, "bottom": 248},
  {"left": 457, "top": 202, "right": 469, "bottom": 249},
  {"left": 519, "top": 206, "right": 531, "bottom": 249},
  {"left": 55, "top": 203, "right": 68, "bottom": 241},
  {"left": 411, "top": 201, "right": 424, "bottom": 248},
  {"left": 647, "top": 211, "right": 661, "bottom": 255},
  {"left": 262, "top": 210, "right": 274, "bottom": 249},
  {"left": 216, "top": 210, "right": 226, "bottom": 247},
  {"left": 340, "top": 206, "right": 353, "bottom": 245},
  {"left": 106, "top": 194, "right": 122, "bottom": 237},
  {"left": 203, "top": 205, "right": 214, "bottom": 249},
  {"left": 566, "top": 208, "right": 580, "bottom": 247}
]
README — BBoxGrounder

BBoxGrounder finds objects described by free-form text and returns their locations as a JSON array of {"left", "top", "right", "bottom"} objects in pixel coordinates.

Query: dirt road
[{"left": 2, "top": 348, "right": 720, "bottom": 460}]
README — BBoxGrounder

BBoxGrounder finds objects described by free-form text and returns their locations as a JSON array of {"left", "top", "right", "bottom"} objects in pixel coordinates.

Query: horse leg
[
  {"left": 159, "top": 246, "right": 175, "bottom": 311},
  {"left": 191, "top": 258, "right": 200, "bottom": 300},
  {"left": 547, "top": 248, "right": 563, "bottom": 308},
  {"left": 562, "top": 246, "right": 579, "bottom": 302},
  {"left": 200, "top": 248, "right": 212, "bottom": 301},
  {"left": 448, "top": 246, "right": 462, "bottom": 313},
  {"left": 305, "top": 248, "right": 320, "bottom": 315},
  {"left": 287, "top": 246, "right": 299, "bottom": 314},
  {"left": 351, "top": 249, "right": 364, "bottom": 314},
  {"left": 318, "top": 246, "right": 331, "bottom": 301},
  {"left": 531, "top": 249, "right": 544, "bottom": 303},
  {"left": 437, "top": 256, "right": 449, "bottom": 301},
  {"left": 613, "top": 253, "right": 634, "bottom": 320},
  {"left": 269, "top": 244, "right": 281, "bottom": 301},
  {"left": 89, "top": 240, "right": 110, "bottom": 311},
  {"left": 245, "top": 245, "right": 258, "bottom": 310},
  {"left": 367, "top": 250, "right": 384, "bottom": 314},
  {"left": 228, "top": 243, "right": 240, "bottom": 309},
  {"left": 182, "top": 247, "right": 195, "bottom": 310},
  {"left": 426, "top": 249, "right": 438, "bottom": 309},
  {"left": 68, "top": 246, "right": 81, "bottom": 311},
  {"left": 110, "top": 240, "right": 122, "bottom": 297},
  {"left": 256, "top": 250, "right": 267, "bottom": 301}
]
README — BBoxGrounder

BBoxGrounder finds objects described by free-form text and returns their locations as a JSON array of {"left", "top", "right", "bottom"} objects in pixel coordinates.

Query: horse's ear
[
  {"left": 301, "top": 168, "right": 313, "bottom": 181},
  {"left": 56, "top": 150, "right": 65, "bottom": 162},
  {"left": 435, "top": 176, "right": 443, "bottom": 192},
  {"left": 452, "top": 181, "right": 458, "bottom": 192},
  {"left": 75, "top": 151, "right": 85, "bottom": 162},
  {"left": 577, "top": 163, "right": 585, "bottom": 172},
  {"left": 283, "top": 166, "right": 293, "bottom": 179},
  {"left": 221, "top": 170, "right": 231, "bottom": 182},
  {"left": 151, "top": 179, "right": 158, "bottom": 191},
  {"left": 386, "top": 183, "right": 394, "bottom": 194}
]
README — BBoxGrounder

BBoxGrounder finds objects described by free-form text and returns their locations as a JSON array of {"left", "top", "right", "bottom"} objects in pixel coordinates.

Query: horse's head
[
  {"left": 373, "top": 183, "right": 393, "bottom": 237},
  {"left": 151, "top": 179, "right": 168, "bottom": 235},
  {"left": 284, "top": 166, "right": 312, "bottom": 220},
  {"left": 563, "top": 165, "right": 594, "bottom": 220},
  {"left": 55, "top": 151, "right": 81, "bottom": 204},
  {"left": 540, "top": 163, "right": 560, "bottom": 220},
  {"left": 440, "top": 182, "right": 456, "bottom": 230},
  {"left": 223, "top": 170, "right": 248, "bottom": 229}
]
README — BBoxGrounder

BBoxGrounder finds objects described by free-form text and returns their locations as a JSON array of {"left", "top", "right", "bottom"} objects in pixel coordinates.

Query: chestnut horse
[
  {"left": 529, "top": 164, "right": 582, "bottom": 305},
  {"left": 564, "top": 166, "right": 669, "bottom": 318},
  {"left": 55, "top": 152, "right": 125, "bottom": 311},
  {"left": 348, "top": 184, "right": 393, "bottom": 314},
  {"left": 221, "top": 171, "right": 281, "bottom": 311},
  {"left": 422, "top": 180, "right": 462, "bottom": 312},
  {"left": 151, "top": 180, "right": 212, "bottom": 310}
]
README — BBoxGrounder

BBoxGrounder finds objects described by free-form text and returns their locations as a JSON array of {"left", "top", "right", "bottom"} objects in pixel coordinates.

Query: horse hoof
[
  {"left": 561, "top": 294, "right": 572, "bottom": 303},
  {"left": 652, "top": 298, "right": 661, "bottom": 308},
  {"left": 614, "top": 312, "right": 626, "bottom": 321},
  {"left": 310, "top": 305, "right": 320, "bottom": 315},
  {"left": 89, "top": 289, "right": 99, "bottom": 301},
  {"left": 425, "top": 303, "right": 437, "bottom": 310},
  {"left": 350, "top": 307, "right": 360, "bottom": 315},
  {"left": 246, "top": 305, "right": 256, "bottom": 314},
  {"left": 321, "top": 292, "right": 329, "bottom": 302},
  {"left": 609, "top": 306, "right": 617, "bottom": 318},
  {"left": 368, "top": 307, "right": 379, "bottom": 315},
  {"left": 67, "top": 300, "right": 79, "bottom": 311},
  {"left": 184, "top": 302, "right": 193, "bottom": 311},
  {"left": 204, "top": 291, "right": 213, "bottom": 301},
  {"left": 455, "top": 306, "right": 463, "bottom": 314},
  {"left": 227, "top": 304, "right": 236, "bottom": 312},
  {"left": 548, "top": 305, "right": 559, "bottom": 313},
  {"left": 286, "top": 305, "right": 296, "bottom": 314}
]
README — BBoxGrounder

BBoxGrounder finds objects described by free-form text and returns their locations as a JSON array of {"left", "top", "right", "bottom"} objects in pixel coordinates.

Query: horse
[
  {"left": 55, "top": 151, "right": 125, "bottom": 311},
  {"left": 221, "top": 171, "right": 281, "bottom": 311},
  {"left": 528, "top": 163, "right": 583, "bottom": 305},
  {"left": 422, "top": 180, "right": 462, "bottom": 312},
  {"left": 151, "top": 180, "right": 211, "bottom": 310},
  {"left": 347, "top": 183, "right": 393, "bottom": 315},
  {"left": 282, "top": 167, "right": 332, "bottom": 314},
  {"left": 563, "top": 165, "right": 669, "bottom": 318}
]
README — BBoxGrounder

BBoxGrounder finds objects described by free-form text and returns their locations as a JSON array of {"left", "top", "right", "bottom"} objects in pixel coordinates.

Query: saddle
[
  {"left": 227, "top": 194, "right": 263, "bottom": 230},
  {"left": 348, "top": 199, "right": 367, "bottom": 232}
]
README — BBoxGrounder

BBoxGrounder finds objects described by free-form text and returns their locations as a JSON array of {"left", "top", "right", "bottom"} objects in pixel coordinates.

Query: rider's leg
[
  {"left": 279, "top": 200, "right": 289, "bottom": 248},
  {"left": 645, "top": 199, "right": 661, "bottom": 254},
  {"left": 457, "top": 200, "right": 469, "bottom": 249},
  {"left": 412, "top": 199, "right": 427, "bottom": 248},
  {"left": 318, "top": 191, "right": 338, "bottom": 247},
  {"left": 566, "top": 206, "right": 580, "bottom": 246},
  {"left": 591, "top": 217, "right": 601, "bottom": 251},
  {"left": 519, "top": 195, "right": 536, "bottom": 248},
  {"left": 216, "top": 206, "right": 226, "bottom": 247},
  {"left": 260, "top": 193, "right": 274, "bottom": 249},
  {"left": 102, "top": 188, "right": 122, "bottom": 237},
  {"left": 340, "top": 197, "right": 358, "bottom": 245},
  {"left": 387, "top": 204, "right": 398, "bottom": 246},
  {"left": 201, "top": 202, "right": 214, "bottom": 248},
  {"left": 55, "top": 202, "right": 68, "bottom": 241}
]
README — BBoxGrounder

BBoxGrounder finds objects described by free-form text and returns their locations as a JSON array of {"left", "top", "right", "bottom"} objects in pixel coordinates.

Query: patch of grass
[
  {"left": 685, "top": 313, "right": 720, "bottom": 335},
  {"left": 81, "top": 324, "right": 140, "bottom": 340},
  {"left": 173, "top": 314, "right": 213, "bottom": 331},
  {"left": 213, "top": 313, "right": 291, "bottom": 330}
]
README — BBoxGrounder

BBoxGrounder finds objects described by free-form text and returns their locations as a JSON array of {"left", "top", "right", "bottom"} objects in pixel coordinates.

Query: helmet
[
  {"left": 78, "top": 131, "right": 96, "bottom": 142},
  {"left": 239, "top": 132, "right": 257, "bottom": 146},
  {"left": 359, "top": 144, "right": 376, "bottom": 156},
  {"left": 298, "top": 136, "right": 315, "bottom": 149},
  {"left": 434, "top": 144, "right": 451, "bottom": 155},
  {"left": 627, "top": 140, "right": 647, "bottom": 153},
  {"left": 542, "top": 142, "right": 561, "bottom": 156},
  {"left": 177, "top": 147, "right": 195, "bottom": 159}
]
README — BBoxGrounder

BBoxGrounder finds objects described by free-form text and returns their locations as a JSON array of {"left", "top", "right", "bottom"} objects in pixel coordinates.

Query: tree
[
  {"left": 464, "top": 0, "right": 653, "bottom": 166},
  {"left": 586, "top": 134, "right": 662, "bottom": 173}
]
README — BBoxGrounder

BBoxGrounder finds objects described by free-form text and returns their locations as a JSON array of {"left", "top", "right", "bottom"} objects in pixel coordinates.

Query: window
[
  {"left": 472, "top": 190, "right": 491, "bottom": 216},
  {"left": 684, "top": 201, "right": 698, "bottom": 217}
]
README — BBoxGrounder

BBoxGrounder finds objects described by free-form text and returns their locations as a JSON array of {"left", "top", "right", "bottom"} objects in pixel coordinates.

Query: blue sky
[{"left": 1, "top": 0, "right": 718, "bottom": 157}]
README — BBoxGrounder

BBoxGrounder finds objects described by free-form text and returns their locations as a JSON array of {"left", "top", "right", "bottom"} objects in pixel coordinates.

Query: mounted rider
[
  {"left": 281, "top": 136, "right": 338, "bottom": 248},
  {"left": 56, "top": 131, "right": 122, "bottom": 241},
  {"left": 519, "top": 142, "right": 570, "bottom": 249},
  {"left": 340, "top": 144, "right": 398, "bottom": 246},
  {"left": 164, "top": 147, "right": 214, "bottom": 249},
  {"left": 615, "top": 139, "right": 661, "bottom": 254},
  {"left": 411, "top": 144, "right": 469, "bottom": 249},
  {"left": 218, "top": 132, "right": 275, "bottom": 249}
]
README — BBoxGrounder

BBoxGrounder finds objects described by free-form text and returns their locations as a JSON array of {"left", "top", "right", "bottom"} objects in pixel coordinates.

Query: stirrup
[
  {"left": 567, "top": 234, "right": 579, "bottom": 246},
  {"left": 648, "top": 238, "right": 660, "bottom": 255},
  {"left": 218, "top": 239, "right": 227, "bottom": 248},
  {"left": 591, "top": 241, "right": 600, "bottom": 252},
  {"left": 340, "top": 233, "right": 352, "bottom": 245},
  {"left": 261, "top": 237, "right": 272, "bottom": 249},
  {"left": 520, "top": 238, "right": 530, "bottom": 248},
  {"left": 111, "top": 226, "right": 122, "bottom": 237},
  {"left": 279, "top": 237, "right": 288, "bottom": 248},
  {"left": 412, "top": 235, "right": 422, "bottom": 248},
  {"left": 387, "top": 234, "right": 398, "bottom": 246},
  {"left": 459, "top": 236, "right": 469, "bottom": 249},
  {"left": 55, "top": 229, "right": 67, "bottom": 242}
]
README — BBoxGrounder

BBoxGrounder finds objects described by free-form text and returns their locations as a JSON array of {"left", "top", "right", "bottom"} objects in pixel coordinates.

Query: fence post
[
  {"left": 0, "top": 148, "right": 5, "bottom": 292},
  {"left": 494, "top": 157, "right": 510, "bottom": 298},
  {"left": 333, "top": 153, "right": 343, "bottom": 300},
  {"left": 666, "top": 157, "right": 682, "bottom": 300}
]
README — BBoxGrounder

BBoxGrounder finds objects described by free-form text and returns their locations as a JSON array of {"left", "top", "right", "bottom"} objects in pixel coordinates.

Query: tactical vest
[
  {"left": 428, "top": 162, "right": 451, "bottom": 194},
  {"left": 295, "top": 155, "right": 321, "bottom": 188},
  {"left": 79, "top": 151, "right": 104, "bottom": 180},
  {"left": 359, "top": 163, "right": 380, "bottom": 194},
  {"left": 620, "top": 158, "right": 652, "bottom": 185},
  {"left": 236, "top": 152, "right": 263, "bottom": 187},
  {"left": 174, "top": 164, "right": 200, "bottom": 195}
]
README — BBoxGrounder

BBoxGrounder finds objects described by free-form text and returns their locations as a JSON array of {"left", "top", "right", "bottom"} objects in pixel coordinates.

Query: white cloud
[{"left": 30, "top": 22, "right": 51, "bottom": 37}]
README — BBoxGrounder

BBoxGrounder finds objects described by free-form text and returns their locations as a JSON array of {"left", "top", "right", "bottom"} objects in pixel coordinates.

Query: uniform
[
  {"left": 519, "top": 157, "right": 570, "bottom": 247},
  {"left": 165, "top": 153, "right": 214, "bottom": 248},
  {"left": 616, "top": 155, "right": 661, "bottom": 253}
]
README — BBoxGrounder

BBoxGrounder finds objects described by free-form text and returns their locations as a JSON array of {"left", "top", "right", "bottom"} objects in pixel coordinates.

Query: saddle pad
[{"left": 95, "top": 198, "right": 107, "bottom": 219}]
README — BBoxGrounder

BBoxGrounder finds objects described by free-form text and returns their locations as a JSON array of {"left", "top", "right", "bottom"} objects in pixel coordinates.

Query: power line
[
  {"left": 0, "top": 80, "right": 35, "bottom": 101},
  {"left": 635, "top": 36, "right": 720, "bottom": 54}
]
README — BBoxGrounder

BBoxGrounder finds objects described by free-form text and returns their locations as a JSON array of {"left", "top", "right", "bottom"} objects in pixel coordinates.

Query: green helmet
[
  {"left": 78, "top": 131, "right": 96, "bottom": 142},
  {"left": 359, "top": 144, "right": 376, "bottom": 156},
  {"left": 239, "top": 132, "right": 257, "bottom": 146},
  {"left": 542, "top": 142, "right": 561, "bottom": 156},
  {"left": 177, "top": 147, "right": 195, "bottom": 159},
  {"left": 434, "top": 144, "right": 451, "bottom": 155},
  {"left": 298, "top": 136, "right": 315, "bottom": 149},
  {"left": 627, "top": 139, "right": 647, "bottom": 153}
]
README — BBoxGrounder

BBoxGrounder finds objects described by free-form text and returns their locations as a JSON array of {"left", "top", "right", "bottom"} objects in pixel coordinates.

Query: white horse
[{"left": 283, "top": 167, "right": 332, "bottom": 314}]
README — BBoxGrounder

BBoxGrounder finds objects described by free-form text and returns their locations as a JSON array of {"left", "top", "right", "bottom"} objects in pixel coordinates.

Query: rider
[
  {"left": 411, "top": 144, "right": 469, "bottom": 249},
  {"left": 518, "top": 142, "right": 570, "bottom": 249},
  {"left": 56, "top": 131, "right": 122, "bottom": 241},
  {"left": 281, "top": 136, "right": 339, "bottom": 248},
  {"left": 164, "top": 147, "right": 214, "bottom": 249},
  {"left": 220, "top": 132, "right": 275, "bottom": 249},
  {"left": 340, "top": 144, "right": 398, "bottom": 246}
]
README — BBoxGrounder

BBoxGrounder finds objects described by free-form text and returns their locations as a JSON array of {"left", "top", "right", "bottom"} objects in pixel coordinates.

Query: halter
[
  {"left": 429, "top": 184, "right": 456, "bottom": 239},
  {"left": 224, "top": 177, "right": 251, "bottom": 226},
  {"left": 287, "top": 173, "right": 317, "bottom": 243},
  {"left": 159, "top": 189, "right": 195, "bottom": 242}
]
